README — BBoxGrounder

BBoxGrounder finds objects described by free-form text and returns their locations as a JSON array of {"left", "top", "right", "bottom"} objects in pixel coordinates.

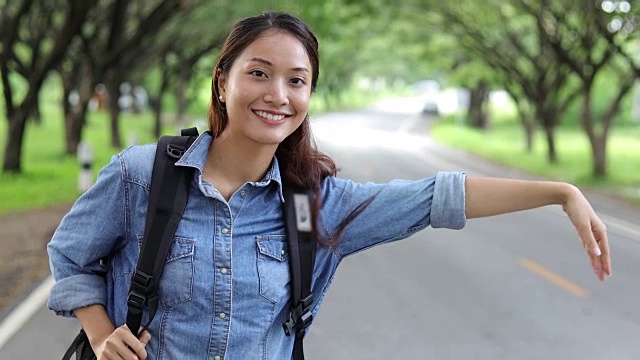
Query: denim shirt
[{"left": 48, "top": 132, "right": 466, "bottom": 360}]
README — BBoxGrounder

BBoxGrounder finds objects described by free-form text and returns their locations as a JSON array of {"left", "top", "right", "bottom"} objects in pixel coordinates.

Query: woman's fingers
[
  {"left": 99, "top": 325, "right": 148, "bottom": 360},
  {"left": 579, "top": 218, "right": 610, "bottom": 281},
  {"left": 139, "top": 330, "right": 151, "bottom": 346},
  {"left": 594, "top": 222, "right": 611, "bottom": 277}
]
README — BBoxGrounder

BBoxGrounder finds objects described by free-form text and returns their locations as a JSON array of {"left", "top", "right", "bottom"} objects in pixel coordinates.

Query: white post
[
  {"left": 77, "top": 142, "right": 94, "bottom": 193},
  {"left": 128, "top": 133, "right": 138, "bottom": 146}
]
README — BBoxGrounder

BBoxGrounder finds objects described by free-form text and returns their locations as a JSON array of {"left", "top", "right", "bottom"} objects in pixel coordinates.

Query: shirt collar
[{"left": 176, "top": 131, "right": 285, "bottom": 203}]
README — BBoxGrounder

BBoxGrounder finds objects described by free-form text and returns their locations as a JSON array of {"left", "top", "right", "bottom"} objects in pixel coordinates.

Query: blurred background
[{"left": 1, "top": 0, "right": 640, "bottom": 359}]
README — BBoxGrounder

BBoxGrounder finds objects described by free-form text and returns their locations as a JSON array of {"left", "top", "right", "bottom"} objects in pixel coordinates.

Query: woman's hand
[
  {"left": 465, "top": 177, "right": 612, "bottom": 281},
  {"left": 93, "top": 325, "right": 151, "bottom": 360},
  {"left": 561, "top": 185, "right": 611, "bottom": 281}
]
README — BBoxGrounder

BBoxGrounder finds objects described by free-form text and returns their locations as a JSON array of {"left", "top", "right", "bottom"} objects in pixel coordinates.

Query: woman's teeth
[{"left": 255, "top": 110, "right": 286, "bottom": 121}]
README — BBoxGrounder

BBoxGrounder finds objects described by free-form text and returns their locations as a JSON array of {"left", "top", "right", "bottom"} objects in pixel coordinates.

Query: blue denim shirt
[{"left": 48, "top": 132, "right": 466, "bottom": 360}]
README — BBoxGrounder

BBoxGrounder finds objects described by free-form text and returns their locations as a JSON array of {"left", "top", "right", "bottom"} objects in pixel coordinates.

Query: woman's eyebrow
[{"left": 248, "top": 57, "right": 309, "bottom": 73}]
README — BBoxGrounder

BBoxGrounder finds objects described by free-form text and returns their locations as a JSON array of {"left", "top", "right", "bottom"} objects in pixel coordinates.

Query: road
[{"left": 2, "top": 97, "right": 639, "bottom": 359}]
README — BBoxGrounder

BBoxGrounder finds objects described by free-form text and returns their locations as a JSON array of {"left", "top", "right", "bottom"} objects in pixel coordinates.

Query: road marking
[
  {"left": 0, "top": 276, "right": 53, "bottom": 350},
  {"left": 599, "top": 213, "right": 640, "bottom": 242},
  {"left": 519, "top": 258, "right": 589, "bottom": 298}
]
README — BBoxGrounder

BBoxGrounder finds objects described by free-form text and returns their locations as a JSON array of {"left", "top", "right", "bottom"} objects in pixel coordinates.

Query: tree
[
  {"left": 432, "top": 1, "right": 581, "bottom": 163},
  {"left": 1, "top": 0, "right": 97, "bottom": 173},
  {"left": 144, "top": 4, "right": 230, "bottom": 138},
  {"left": 521, "top": 0, "right": 640, "bottom": 176}
]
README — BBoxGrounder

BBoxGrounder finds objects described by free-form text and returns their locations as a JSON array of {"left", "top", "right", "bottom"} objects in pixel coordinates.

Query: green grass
[
  {"left": 0, "top": 108, "right": 165, "bottom": 215},
  {"left": 430, "top": 115, "right": 640, "bottom": 203}
]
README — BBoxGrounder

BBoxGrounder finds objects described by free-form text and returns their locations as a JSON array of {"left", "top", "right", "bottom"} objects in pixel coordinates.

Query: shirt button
[
  {"left": 221, "top": 268, "right": 227, "bottom": 274},
  {"left": 221, "top": 228, "right": 228, "bottom": 234},
  {"left": 281, "top": 250, "right": 286, "bottom": 256},
  {"left": 214, "top": 357, "right": 221, "bottom": 360},
  {"left": 240, "top": 190, "right": 246, "bottom": 196},
  {"left": 219, "top": 313, "right": 226, "bottom": 319}
]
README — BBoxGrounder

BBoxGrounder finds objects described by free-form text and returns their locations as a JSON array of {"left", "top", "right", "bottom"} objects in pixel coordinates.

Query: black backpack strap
[
  {"left": 125, "top": 130, "right": 198, "bottom": 335},
  {"left": 282, "top": 186, "right": 316, "bottom": 360}
]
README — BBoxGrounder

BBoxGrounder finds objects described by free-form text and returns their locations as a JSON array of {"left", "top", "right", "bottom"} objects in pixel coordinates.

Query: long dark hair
[{"left": 208, "top": 11, "right": 372, "bottom": 247}]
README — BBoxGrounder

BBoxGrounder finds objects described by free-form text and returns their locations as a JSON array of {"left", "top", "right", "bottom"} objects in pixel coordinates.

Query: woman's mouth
[{"left": 254, "top": 110, "right": 288, "bottom": 123}]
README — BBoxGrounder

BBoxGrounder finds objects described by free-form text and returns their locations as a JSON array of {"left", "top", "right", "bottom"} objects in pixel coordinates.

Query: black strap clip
[
  {"left": 131, "top": 270, "right": 155, "bottom": 291},
  {"left": 166, "top": 144, "right": 186, "bottom": 160},
  {"left": 127, "top": 291, "right": 145, "bottom": 315},
  {"left": 127, "top": 271, "right": 157, "bottom": 315},
  {"left": 283, "top": 294, "right": 314, "bottom": 336}
]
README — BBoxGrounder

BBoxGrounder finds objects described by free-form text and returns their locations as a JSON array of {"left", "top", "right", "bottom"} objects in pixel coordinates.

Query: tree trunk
[
  {"left": 543, "top": 124, "right": 558, "bottom": 164},
  {"left": 65, "top": 110, "right": 85, "bottom": 155},
  {"left": 175, "top": 68, "right": 188, "bottom": 130},
  {"left": 105, "top": 72, "right": 122, "bottom": 148},
  {"left": 152, "top": 72, "right": 169, "bottom": 139},
  {"left": 522, "top": 118, "right": 535, "bottom": 153},
  {"left": 468, "top": 80, "right": 489, "bottom": 129},
  {"left": 152, "top": 100, "right": 163, "bottom": 139},
  {"left": 3, "top": 110, "right": 28, "bottom": 172},
  {"left": 591, "top": 135, "right": 607, "bottom": 177},
  {"left": 579, "top": 86, "right": 600, "bottom": 177},
  {"left": 64, "top": 62, "right": 94, "bottom": 155},
  {"left": 31, "top": 92, "right": 42, "bottom": 125}
]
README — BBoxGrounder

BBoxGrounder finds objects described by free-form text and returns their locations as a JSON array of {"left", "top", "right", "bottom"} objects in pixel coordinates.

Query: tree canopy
[{"left": 1, "top": 0, "right": 638, "bottom": 177}]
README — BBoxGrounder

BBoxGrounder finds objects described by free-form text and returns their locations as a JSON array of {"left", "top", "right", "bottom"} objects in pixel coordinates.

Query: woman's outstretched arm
[{"left": 464, "top": 177, "right": 611, "bottom": 281}]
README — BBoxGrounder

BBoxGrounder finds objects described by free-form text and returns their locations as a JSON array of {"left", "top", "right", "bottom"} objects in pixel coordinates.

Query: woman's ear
[{"left": 217, "top": 68, "right": 227, "bottom": 98}]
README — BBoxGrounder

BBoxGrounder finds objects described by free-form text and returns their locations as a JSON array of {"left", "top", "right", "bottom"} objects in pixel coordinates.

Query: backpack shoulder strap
[
  {"left": 282, "top": 186, "right": 316, "bottom": 360},
  {"left": 125, "top": 129, "right": 198, "bottom": 335}
]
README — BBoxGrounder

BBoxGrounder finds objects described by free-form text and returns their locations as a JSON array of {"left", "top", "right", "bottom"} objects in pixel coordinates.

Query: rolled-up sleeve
[
  {"left": 47, "top": 154, "right": 127, "bottom": 317},
  {"left": 430, "top": 171, "right": 467, "bottom": 229},
  {"left": 325, "top": 171, "right": 467, "bottom": 259}
]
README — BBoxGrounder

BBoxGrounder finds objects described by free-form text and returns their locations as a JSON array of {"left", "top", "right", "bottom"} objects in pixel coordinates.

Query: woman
[{"left": 48, "top": 11, "right": 610, "bottom": 360}]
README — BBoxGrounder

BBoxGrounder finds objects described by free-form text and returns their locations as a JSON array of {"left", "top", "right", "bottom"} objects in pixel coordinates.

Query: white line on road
[
  {"left": 0, "top": 276, "right": 53, "bottom": 350},
  {"left": 598, "top": 213, "right": 640, "bottom": 242}
]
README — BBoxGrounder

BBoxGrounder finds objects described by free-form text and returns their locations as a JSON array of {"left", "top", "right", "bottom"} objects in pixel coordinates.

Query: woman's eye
[
  {"left": 250, "top": 70, "right": 267, "bottom": 78},
  {"left": 291, "top": 78, "right": 306, "bottom": 85}
]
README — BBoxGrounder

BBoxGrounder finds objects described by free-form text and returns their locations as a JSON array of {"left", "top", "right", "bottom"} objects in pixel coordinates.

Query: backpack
[{"left": 62, "top": 128, "right": 315, "bottom": 360}]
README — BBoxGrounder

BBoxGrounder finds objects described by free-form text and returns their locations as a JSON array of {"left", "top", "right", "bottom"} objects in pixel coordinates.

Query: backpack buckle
[
  {"left": 166, "top": 144, "right": 186, "bottom": 160},
  {"left": 283, "top": 294, "right": 314, "bottom": 336},
  {"left": 127, "top": 291, "right": 145, "bottom": 315},
  {"left": 127, "top": 271, "right": 158, "bottom": 316}
]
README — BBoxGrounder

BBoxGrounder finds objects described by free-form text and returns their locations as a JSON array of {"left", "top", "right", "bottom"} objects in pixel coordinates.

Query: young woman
[{"left": 48, "top": 11, "right": 611, "bottom": 360}]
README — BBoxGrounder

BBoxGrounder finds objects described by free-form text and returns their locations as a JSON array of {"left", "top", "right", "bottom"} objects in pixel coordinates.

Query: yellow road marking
[{"left": 519, "top": 258, "right": 589, "bottom": 298}]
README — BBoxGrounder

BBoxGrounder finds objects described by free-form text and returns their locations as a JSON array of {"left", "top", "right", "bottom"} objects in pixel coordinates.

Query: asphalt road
[{"left": 2, "top": 97, "right": 639, "bottom": 359}]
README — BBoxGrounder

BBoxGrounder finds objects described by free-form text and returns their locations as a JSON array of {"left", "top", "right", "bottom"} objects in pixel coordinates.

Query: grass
[
  {"left": 0, "top": 106, "right": 164, "bottom": 215},
  {"left": 430, "top": 114, "right": 640, "bottom": 203}
]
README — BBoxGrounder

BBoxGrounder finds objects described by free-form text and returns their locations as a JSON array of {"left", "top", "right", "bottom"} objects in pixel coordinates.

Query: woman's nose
[{"left": 264, "top": 80, "right": 289, "bottom": 106}]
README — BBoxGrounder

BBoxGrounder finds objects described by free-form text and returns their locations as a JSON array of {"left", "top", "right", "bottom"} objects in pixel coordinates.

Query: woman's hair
[{"left": 209, "top": 11, "right": 372, "bottom": 247}]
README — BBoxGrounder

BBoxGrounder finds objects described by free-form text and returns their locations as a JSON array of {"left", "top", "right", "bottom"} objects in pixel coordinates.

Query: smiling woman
[
  {"left": 47, "top": 10, "right": 611, "bottom": 360},
  {"left": 214, "top": 32, "right": 312, "bottom": 150}
]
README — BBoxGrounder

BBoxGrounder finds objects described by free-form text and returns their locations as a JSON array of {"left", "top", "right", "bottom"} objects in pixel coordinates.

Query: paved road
[{"left": 2, "top": 97, "right": 639, "bottom": 359}]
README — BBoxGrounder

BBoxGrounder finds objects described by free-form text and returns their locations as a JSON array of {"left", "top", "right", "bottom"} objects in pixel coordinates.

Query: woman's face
[{"left": 217, "top": 30, "right": 313, "bottom": 147}]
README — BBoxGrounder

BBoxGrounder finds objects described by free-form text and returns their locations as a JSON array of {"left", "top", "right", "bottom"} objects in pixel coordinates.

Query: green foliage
[
  {"left": 431, "top": 116, "right": 640, "bottom": 198},
  {"left": 561, "top": 70, "right": 638, "bottom": 128},
  {"left": 4, "top": 0, "right": 640, "bottom": 211},
  {"left": 0, "top": 108, "right": 160, "bottom": 214}
]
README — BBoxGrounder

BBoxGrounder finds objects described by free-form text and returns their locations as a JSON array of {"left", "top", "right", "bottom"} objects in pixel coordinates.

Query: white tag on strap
[{"left": 293, "top": 193, "right": 312, "bottom": 232}]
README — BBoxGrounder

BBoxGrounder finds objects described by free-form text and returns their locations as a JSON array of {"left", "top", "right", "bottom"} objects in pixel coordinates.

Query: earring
[{"left": 218, "top": 95, "right": 226, "bottom": 110}]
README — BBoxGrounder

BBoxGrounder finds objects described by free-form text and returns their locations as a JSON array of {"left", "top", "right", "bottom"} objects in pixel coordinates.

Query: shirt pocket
[
  {"left": 136, "top": 235, "right": 196, "bottom": 307},
  {"left": 256, "top": 235, "right": 290, "bottom": 304}
]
